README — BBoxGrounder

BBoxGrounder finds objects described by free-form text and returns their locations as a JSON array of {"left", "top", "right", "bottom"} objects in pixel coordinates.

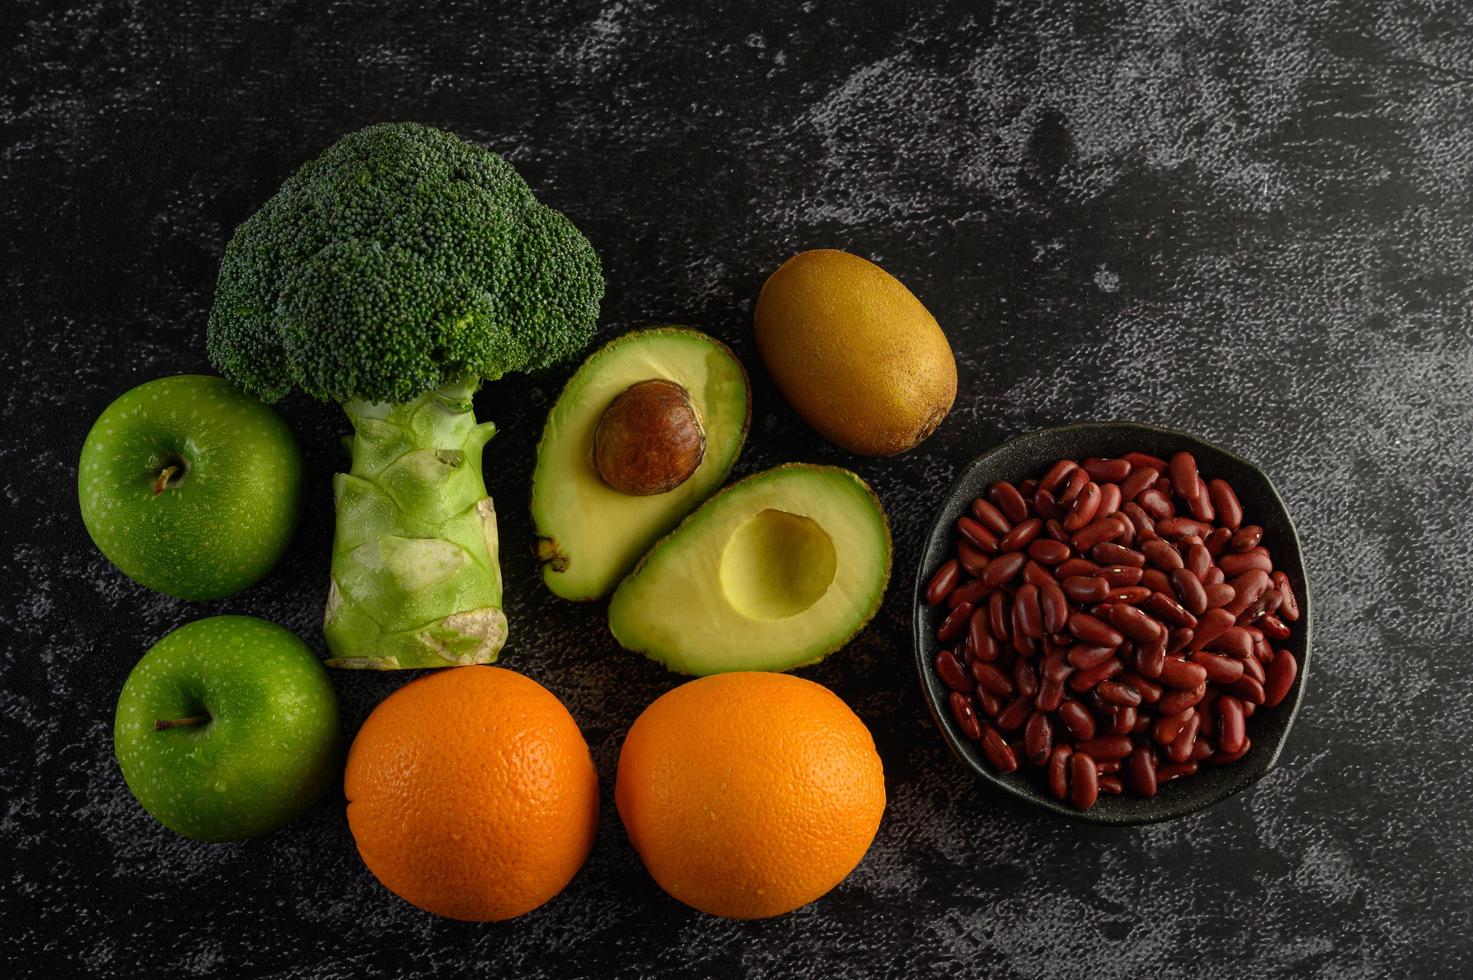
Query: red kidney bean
[
  {"left": 996, "top": 695, "right": 1034, "bottom": 731},
  {"left": 1091, "top": 543, "right": 1145, "bottom": 568},
  {"left": 1028, "top": 538, "right": 1071, "bottom": 565},
  {"left": 1056, "top": 558, "right": 1101, "bottom": 578},
  {"left": 1013, "top": 584, "right": 1044, "bottom": 639},
  {"left": 958, "top": 516, "right": 1000, "bottom": 553},
  {"left": 936, "top": 649, "right": 971, "bottom": 692},
  {"left": 1022, "top": 560, "right": 1058, "bottom": 590},
  {"left": 957, "top": 540, "right": 990, "bottom": 576},
  {"left": 1170, "top": 452, "right": 1201, "bottom": 500},
  {"left": 972, "top": 661, "right": 1013, "bottom": 698},
  {"left": 1159, "top": 657, "right": 1208, "bottom": 690},
  {"left": 1205, "top": 626, "right": 1252, "bottom": 659},
  {"left": 1157, "top": 516, "right": 1213, "bottom": 539},
  {"left": 1033, "top": 487, "right": 1064, "bottom": 521},
  {"left": 1068, "top": 644, "right": 1116, "bottom": 671},
  {"left": 1137, "top": 488, "right": 1173, "bottom": 521},
  {"left": 1242, "top": 652, "right": 1266, "bottom": 684},
  {"left": 999, "top": 517, "right": 1043, "bottom": 553},
  {"left": 967, "top": 609, "right": 994, "bottom": 662},
  {"left": 976, "top": 687, "right": 1003, "bottom": 717},
  {"left": 1097, "top": 679, "right": 1143, "bottom": 707},
  {"left": 1265, "top": 649, "right": 1298, "bottom": 707},
  {"left": 1223, "top": 569, "right": 1272, "bottom": 618},
  {"left": 1272, "top": 571, "right": 1301, "bottom": 622},
  {"left": 1058, "top": 699, "right": 1096, "bottom": 740},
  {"left": 1071, "top": 516, "right": 1125, "bottom": 552},
  {"left": 1204, "top": 526, "right": 1232, "bottom": 557},
  {"left": 1171, "top": 568, "right": 1209, "bottom": 616},
  {"left": 1143, "top": 591, "right": 1197, "bottom": 629},
  {"left": 1024, "top": 711, "right": 1053, "bottom": 766},
  {"left": 1208, "top": 738, "right": 1252, "bottom": 765},
  {"left": 1141, "top": 539, "right": 1184, "bottom": 571},
  {"left": 932, "top": 451, "right": 1298, "bottom": 803},
  {"left": 1203, "top": 582, "right": 1235, "bottom": 609},
  {"left": 971, "top": 497, "right": 1012, "bottom": 535},
  {"left": 1063, "top": 482, "right": 1102, "bottom": 532},
  {"left": 1231, "top": 524, "right": 1263, "bottom": 552},
  {"left": 1067, "top": 658, "right": 1124, "bottom": 694},
  {"left": 987, "top": 592, "right": 1011, "bottom": 643},
  {"left": 979, "top": 724, "right": 1018, "bottom": 772},
  {"left": 948, "top": 577, "right": 990, "bottom": 610},
  {"left": 1049, "top": 744, "right": 1073, "bottom": 799},
  {"left": 949, "top": 692, "right": 982, "bottom": 740},
  {"left": 1187, "top": 489, "right": 1216, "bottom": 523},
  {"left": 1108, "top": 603, "right": 1164, "bottom": 643},
  {"left": 1166, "top": 711, "right": 1200, "bottom": 763},
  {"left": 988, "top": 481, "right": 1030, "bottom": 525},
  {"left": 926, "top": 559, "right": 961, "bottom": 605},
  {"left": 1188, "top": 607, "right": 1235, "bottom": 650},
  {"left": 1119, "top": 466, "right": 1159, "bottom": 502},
  {"left": 1062, "top": 575, "right": 1109, "bottom": 604},
  {"left": 1082, "top": 457, "right": 1131, "bottom": 483},
  {"left": 1067, "top": 612, "right": 1125, "bottom": 647},
  {"left": 937, "top": 602, "right": 973, "bottom": 642},
  {"left": 1219, "top": 549, "right": 1272, "bottom": 578},
  {"left": 1140, "top": 568, "right": 1172, "bottom": 596},
  {"left": 1058, "top": 466, "right": 1090, "bottom": 505},
  {"left": 1075, "top": 734, "right": 1133, "bottom": 761},
  {"left": 1094, "top": 586, "right": 1142, "bottom": 606},
  {"left": 1039, "top": 584, "right": 1069, "bottom": 634},
  {"left": 1126, "top": 745, "right": 1158, "bottom": 797},
  {"left": 1159, "top": 682, "right": 1206, "bottom": 715},
  {"left": 1153, "top": 707, "right": 1195, "bottom": 744},
  {"left": 1205, "top": 478, "right": 1242, "bottom": 529},
  {"left": 1134, "top": 638, "right": 1166, "bottom": 678},
  {"left": 1191, "top": 651, "right": 1244, "bottom": 684},
  {"left": 1036, "top": 675, "right": 1066, "bottom": 713},
  {"left": 1013, "top": 659, "right": 1039, "bottom": 699},
  {"left": 1069, "top": 752, "right": 1099, "bottom": 809},
  {"left": 1226, "top": 675, "right": 1266, "bottom": 705},
  {"left": 1095, "top": 775, "right": 1121, "bottom": 795},
  {"left": 1040, "top": 459, "right": 1078, "bottom": 494},
  {"left": 1217, "top": 695, "right": 1246, "bottom": 754},
  {"left": 982, "top": 551, "right": 1026, "bottom": 590}
]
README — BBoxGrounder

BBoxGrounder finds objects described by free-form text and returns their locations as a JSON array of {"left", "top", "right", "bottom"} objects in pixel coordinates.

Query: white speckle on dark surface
[{"left": 3, "top": 0, "right": 1473, "bottom": 977}]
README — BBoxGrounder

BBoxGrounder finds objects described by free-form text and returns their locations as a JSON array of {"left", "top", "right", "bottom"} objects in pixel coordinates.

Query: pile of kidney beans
[{"left": 925, "top": 451, "right": 1300, "bottom": 810}]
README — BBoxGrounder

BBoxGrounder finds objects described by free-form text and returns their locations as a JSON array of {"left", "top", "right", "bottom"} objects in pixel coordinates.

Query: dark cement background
[{"left": 4, "top": 1, "right": 1472, "bottom": 977}]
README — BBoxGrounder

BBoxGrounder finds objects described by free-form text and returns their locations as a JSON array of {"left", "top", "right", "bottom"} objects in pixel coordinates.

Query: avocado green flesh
[
  {"left": 608, "top": 464, "right": 891, "bottom": 675},
  {"left": 532, "top": 328, "right": 750, "bottom": 600}
]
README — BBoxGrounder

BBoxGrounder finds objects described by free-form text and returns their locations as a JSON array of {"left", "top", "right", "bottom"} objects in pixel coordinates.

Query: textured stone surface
[{"left": 4, "top": 0, "right": 1472, "bottom": 976}]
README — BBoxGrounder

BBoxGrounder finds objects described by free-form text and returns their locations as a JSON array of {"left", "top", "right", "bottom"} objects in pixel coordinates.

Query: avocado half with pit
[
  {"left": 532, "top": 327, "right": 751, "bottom": 600},
  {"left": 608, "top": 464, "right": 892, "bottom": 675}
]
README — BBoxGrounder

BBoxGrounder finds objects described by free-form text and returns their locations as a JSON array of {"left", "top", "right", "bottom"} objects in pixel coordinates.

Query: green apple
[
  {"left": 113, "top": 615, "right": 341, "bottom": 842},
  {"left": 78, "top": 374, "right": 303, "bottom": 600}
]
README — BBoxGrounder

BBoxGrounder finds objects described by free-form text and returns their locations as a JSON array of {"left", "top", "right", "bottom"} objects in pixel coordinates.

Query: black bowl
[{"left": 913, "top": 422, "right": 1311, "bottom": 824}]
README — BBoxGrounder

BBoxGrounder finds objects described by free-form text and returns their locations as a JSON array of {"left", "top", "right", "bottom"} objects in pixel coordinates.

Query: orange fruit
[
  {"left": 344, "top": 666, "right": 598, "bottom": 921},
  {"left": 615, "top": 671, "right": 885, "bottom": 919}
]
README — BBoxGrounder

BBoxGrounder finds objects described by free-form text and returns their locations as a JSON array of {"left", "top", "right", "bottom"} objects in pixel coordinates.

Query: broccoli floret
[
  {"left": 207, "top": 122, "right": 603, "bottom": 404},
  {"left": 204, "top": 123, "right": 604, "bottom": 671}
]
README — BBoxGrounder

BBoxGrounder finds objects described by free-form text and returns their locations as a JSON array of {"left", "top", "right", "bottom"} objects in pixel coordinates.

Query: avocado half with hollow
[
  {"left": 532, "top": 327, "right": 751, "bottom": 600},
  {"left": 608, "top": 464, "right": 892, "bottom": 675}
]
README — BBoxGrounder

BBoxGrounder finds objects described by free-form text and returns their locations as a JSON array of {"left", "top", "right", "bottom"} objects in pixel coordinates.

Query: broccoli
[{"left": 207, "top": 122, "right": 603, "bottom": 669}]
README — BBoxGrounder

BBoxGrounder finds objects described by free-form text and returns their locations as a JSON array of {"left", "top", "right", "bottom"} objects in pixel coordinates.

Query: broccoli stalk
[{"left": 207, "top": 123, "right": 603, "bottom": 669}]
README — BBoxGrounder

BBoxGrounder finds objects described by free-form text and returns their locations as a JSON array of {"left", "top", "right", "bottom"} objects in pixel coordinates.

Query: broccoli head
[{"left": 207, "top": 122, "right": 603, "bottom": 404}]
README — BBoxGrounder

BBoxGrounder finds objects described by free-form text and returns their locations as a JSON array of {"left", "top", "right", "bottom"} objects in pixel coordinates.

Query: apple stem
[
  {"left": 152, "top": 465, "right": 179, "bottom": 496},
  {"left": 154, "top": 713, "right": 210, "bottom": 731}
]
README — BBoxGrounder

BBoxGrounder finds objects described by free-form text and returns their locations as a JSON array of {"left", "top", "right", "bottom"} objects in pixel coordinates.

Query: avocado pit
[{"left": 594, "top": 379, "right": 706, "bottom": 496}]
